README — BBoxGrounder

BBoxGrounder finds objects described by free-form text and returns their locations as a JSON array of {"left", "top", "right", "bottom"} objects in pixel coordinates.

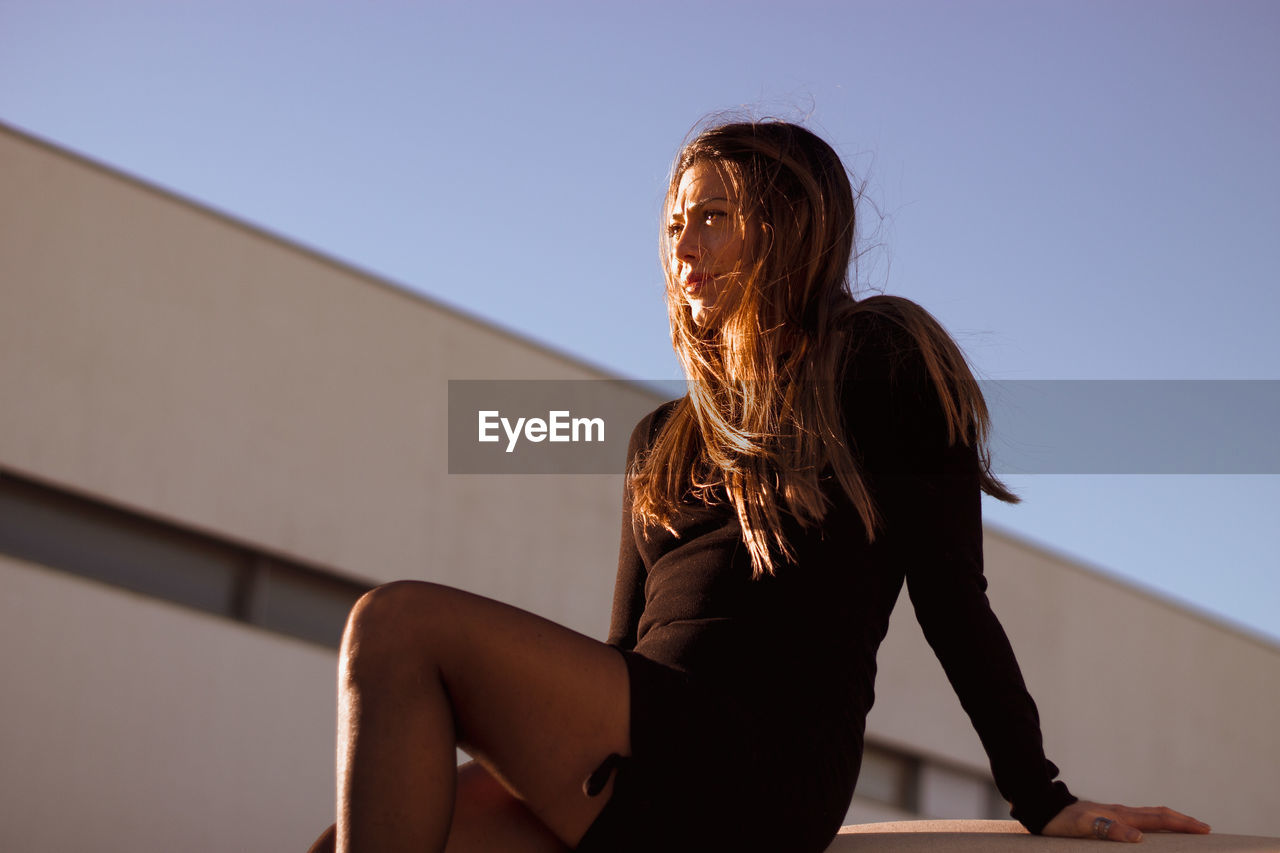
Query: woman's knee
[
  {"left": 305, "top": 823, "right": 336, "bottom": 853},
  {"left": 340, "top": 580, "right": 452, "bottom": 688}
]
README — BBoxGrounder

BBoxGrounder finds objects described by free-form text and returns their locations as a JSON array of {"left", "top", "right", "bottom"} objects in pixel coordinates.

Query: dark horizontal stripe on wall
[
  {"left": 0, "top": 469, "right": 372, "bottom": 648},
  {"left": 855, "top": 741, "right": 1007, "bottom": 820}
]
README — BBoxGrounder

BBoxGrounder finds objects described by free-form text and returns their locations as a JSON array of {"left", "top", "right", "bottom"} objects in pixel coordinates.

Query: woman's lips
[{"left": 683, "top": 273, "right": 709, "bottom": 295}]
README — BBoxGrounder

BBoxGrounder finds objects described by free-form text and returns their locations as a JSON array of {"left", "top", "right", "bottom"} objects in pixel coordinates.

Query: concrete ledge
[{"left": 827, "top": 821, "right": 1279, "bottom": 852}]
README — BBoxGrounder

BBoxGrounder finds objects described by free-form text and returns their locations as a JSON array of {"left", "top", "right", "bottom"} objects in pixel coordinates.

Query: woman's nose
[{"left": 673, "top": 224, "right": 699, "bottom": 262}]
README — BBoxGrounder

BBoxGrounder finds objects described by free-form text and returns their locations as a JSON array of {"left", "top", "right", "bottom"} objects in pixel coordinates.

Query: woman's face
[{"left": 668, "top": 160, "right": 748, "bottom": 326}]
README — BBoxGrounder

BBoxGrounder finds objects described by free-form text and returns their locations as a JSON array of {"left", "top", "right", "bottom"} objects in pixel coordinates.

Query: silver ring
[{"left": 1093, "top": 817, "right": 1115, "bottom": 840}]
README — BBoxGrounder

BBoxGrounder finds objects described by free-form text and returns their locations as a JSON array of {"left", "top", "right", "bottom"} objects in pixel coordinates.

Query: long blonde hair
[{"left": 631, "top": 120, "right": 1015, "bottom": 577}]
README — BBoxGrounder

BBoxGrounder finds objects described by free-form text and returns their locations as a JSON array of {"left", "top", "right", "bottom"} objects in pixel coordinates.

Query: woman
[{"left": 310, "top": 120, "right": 1210, "bottom": 852}]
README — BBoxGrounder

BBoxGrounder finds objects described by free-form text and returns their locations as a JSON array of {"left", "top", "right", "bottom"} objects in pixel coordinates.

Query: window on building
[
  {"left": 854, "top": 742, "right": 920, "bottom": 811},
  {"left": 0, "top": 469, "right": 370, "bottom": 648},
  {"left": 852, "top": 741, "right": 1008, "bottom": 820}
]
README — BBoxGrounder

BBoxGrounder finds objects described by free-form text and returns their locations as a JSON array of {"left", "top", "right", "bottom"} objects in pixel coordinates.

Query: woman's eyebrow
[{"left": 676, "top": 196, "right": 732, "bottom": 213}]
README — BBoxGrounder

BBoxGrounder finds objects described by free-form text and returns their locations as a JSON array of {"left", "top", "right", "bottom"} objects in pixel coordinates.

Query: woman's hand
[{"left": 1041, "top": 800, "right": 1211, "bottom": 842}]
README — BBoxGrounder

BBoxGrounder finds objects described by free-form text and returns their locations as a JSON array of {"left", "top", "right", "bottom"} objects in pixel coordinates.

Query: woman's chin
[{"left": 688, "top": 301, "right": 717, "bottom": 327}]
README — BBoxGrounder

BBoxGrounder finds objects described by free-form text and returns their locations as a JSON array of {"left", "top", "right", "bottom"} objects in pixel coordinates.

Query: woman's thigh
[{"left": 345, "top": 581, "right": 630, "bottom": 848}]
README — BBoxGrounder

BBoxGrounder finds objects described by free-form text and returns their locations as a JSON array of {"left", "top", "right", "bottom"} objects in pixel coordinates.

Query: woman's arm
[
  {"left": 841, "top": 310, "right": 1073, "bottom": 830},
  {"left": 877, "top": 405, "right": 1077, "bottom": 831},
  {"left": 892, "top": 440, "right": 1077, "bottom": 832},
  {"left": 854, "top": 312, "right": 1209, "bottom": 839}
]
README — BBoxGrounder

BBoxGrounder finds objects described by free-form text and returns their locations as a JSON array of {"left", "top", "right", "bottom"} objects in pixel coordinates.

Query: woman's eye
[
  {"left": 703, "top": 210, "right": 728, "bottom": 226},
  {"left": 667, "top": 222, "right": 683, "bottom": 238}
]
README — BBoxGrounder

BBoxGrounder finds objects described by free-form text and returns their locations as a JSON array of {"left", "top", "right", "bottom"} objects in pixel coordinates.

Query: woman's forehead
[{"left": 674, "top": 160, "right": 736, "bottom": 208}]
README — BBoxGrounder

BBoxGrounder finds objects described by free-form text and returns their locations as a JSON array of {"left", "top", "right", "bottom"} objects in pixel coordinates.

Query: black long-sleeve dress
[{"left": 575, "top": 308, "right": 1076, "bottom": 853}]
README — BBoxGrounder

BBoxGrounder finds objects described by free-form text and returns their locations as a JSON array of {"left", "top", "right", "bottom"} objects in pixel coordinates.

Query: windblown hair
[{"left": 630, "top": 119, "right": 1016, "bottom": 578}]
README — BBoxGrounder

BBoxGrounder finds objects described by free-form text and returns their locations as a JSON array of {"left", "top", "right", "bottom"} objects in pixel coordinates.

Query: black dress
[{"left": 575, "top": 309, "right": 1076, "bottom": 853}]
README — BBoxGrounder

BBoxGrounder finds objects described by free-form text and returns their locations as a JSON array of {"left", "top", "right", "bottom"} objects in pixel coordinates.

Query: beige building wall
[
  {"left": 0, "top": 552, "right": 337, "bottom": 851},
  {"left": 2, "top": 123, "right": 1276, "bottom": 851},
  {"left": 865, "top": 529, "right": 1280, "bottom": 833}
]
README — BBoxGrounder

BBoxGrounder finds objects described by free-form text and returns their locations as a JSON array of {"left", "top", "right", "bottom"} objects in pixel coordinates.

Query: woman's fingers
[
  {"left": 1109, "top": 804, "right": 1212, "bottom": 835},
  {"left": 1042, "top": 800, "right": 1211, "bottom": 843}
]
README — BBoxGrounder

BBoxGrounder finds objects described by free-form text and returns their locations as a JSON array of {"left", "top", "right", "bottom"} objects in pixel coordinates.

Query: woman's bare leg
[
  {"left": 307, "top": 763, "right": 566, "bottom": 853},
  {"left": 333, "top": 581, "right": 630, "bottom": 852}
]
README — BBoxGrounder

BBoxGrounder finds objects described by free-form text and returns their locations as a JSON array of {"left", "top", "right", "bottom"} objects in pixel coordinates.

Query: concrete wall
[
  {"left": 0, "top": 553, "right": 336, "bottom": 851},
  {"left": 867, "top": 529, "right": 1280, "bottom": 835},
  {"left": 2, "top": 122, "right": 1277, "bottom": 850}
]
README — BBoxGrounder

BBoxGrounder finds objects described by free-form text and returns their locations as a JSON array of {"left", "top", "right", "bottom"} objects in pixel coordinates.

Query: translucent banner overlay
[
  {"left": 448, "top": 380, "right": 1280, "bottom": 475},
  {"left": 447, "top": 380, "right": 682, "bottom": 474},
  {"left": 982, "top": 380, "right": 1280, "bottom": 474}
]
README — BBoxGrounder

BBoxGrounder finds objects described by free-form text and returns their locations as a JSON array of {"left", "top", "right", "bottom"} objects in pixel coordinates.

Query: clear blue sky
[{"left": 2, "top": 0, "right": 1276, "bottom": 642}]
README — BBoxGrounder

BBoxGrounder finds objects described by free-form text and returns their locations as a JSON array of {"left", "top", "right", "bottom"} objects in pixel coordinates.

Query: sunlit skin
[{"left": 668, "top": 161, "right": 748, "bottom": 326}]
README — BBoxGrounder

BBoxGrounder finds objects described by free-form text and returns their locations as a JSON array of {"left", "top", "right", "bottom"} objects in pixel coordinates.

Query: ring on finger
[{"left": 1092, "top": 817, "right": 1115, "bottom": 840}]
